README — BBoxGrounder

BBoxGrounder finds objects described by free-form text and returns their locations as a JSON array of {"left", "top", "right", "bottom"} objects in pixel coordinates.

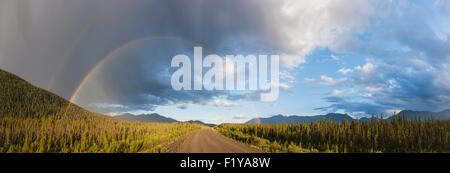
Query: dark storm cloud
[
  {"left": 2, "top": 0, "right": 449, "bottom": 115},
  {"left": 0, "top": 0, "right": 288, "bottom": 113}
]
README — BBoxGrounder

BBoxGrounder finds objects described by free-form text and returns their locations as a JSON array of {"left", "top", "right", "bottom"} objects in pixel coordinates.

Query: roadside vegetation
[
  {"left": 0, "top": 116, "right": 204, "bottom": 153},
  {"left": 0, "top": 69, "right": 205, "bottom": 153},
  {"left": 216, "top": 115, "right": 450, "bottom": 153}
]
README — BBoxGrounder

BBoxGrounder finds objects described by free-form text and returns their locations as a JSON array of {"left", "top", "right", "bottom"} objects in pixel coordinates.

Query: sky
[{"left": 1, "top": 0, "right": 449, "bottom": 124}]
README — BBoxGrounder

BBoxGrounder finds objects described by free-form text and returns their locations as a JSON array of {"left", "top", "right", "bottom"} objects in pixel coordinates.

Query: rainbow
[{"left": 62, "top": 35, "right": 212, "bottom": 115}]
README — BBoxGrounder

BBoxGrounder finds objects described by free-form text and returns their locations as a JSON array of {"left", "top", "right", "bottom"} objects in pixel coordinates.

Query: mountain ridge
[
  {"left": 114, "top": 113, "right": 217, "bottom": 127},
  {"left": 185, "top": 120, "right": 216, "bottom": 127},
  {"left": 246, "top": 113, "right": 353, "bottom": 124},
  {"left": 247, "top": 110, "right": 450, "bottom": 124},
  {"left": 115, "top": 113, "right": 178, "bottom": 123}
]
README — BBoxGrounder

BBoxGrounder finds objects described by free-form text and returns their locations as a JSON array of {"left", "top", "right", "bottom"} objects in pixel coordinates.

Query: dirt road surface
[{"left": 168, "top": 128, "right": 262, "bottom": 153}]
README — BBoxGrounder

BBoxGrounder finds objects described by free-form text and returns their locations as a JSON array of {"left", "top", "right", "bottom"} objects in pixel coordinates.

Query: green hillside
[
  {"left": 0, "top": 69, "right": 105, "bottom": 119},
  {"left": 0, "top": 69, "right": 204, "bottom": 153}
]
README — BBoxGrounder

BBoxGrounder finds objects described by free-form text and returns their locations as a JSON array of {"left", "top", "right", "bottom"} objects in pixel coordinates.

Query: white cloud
[
  {"left": 213, "top": 99, "right": 240, "bottom": 107},
  {"left": 320, "top": 75, "right": 337, "bottom": 85},
  {"left": 274, "top": 82, "right": 294, "bottom": 91},
  {"left": 106, "top": 112, "right": 122, "bottom": 117},
  {"left": 320, "top": 75, "right": 347, "bottom": 86},
  {"left": 279, "top": 70, "right": 296, "bottom": 83},
  {"left": 410, "top": 58, "right": 429, "bottom": 68},
  {"left": 232, "top": 114, "right": 250, "bottom": 119},
  {"left": 304, "top": 78, "right": 317, "bottom": 82},
  {"left": 91, "top": 103, "right": 127, "bottom": 109},
  {"left": 338, "top": 68, "right": 353, "bottom": 74},
  {"left": 304, "top": 75, "right": 347, "bottom": 86},
  {"left": 364, "top": 86, "right": 382, "bottom": 93},
  {"left": 355, "top": 62, "right": 375, "bottom": 74},
  {"left": 330, "top": 54, "right": 340, "bottom": 61},
  {"left": 167, "top": 100, "right": 193, "bottom": 109},
  {"left": 329, "top": 89, "right": 344, "bottom": 96},
  {"left": 280, "top": 54, "right": 306, "bottom": 69},
  {"left": 175, "top": 102, "right": 190, "bottom": 109},
  {"left": 272, "top": 0, "right": 387, "bottom": 68}
]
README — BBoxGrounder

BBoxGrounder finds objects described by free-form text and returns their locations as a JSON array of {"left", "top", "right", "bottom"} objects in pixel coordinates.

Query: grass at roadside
[{"left": 215, "top": 117, "right": 449, "bottom": 153}]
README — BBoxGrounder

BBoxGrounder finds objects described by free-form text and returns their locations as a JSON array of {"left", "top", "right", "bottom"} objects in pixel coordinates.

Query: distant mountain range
[
  {"left": 246, "top": 113, "right": 353, "bottom": 124},
  {"left": 115, "top": 113, "right": 216, "bottom": 127},
  {"left": 246, "top": 110, "right": 450, "bottom": 124},
  {"left": 115, "top": 113, "right": 178, "bottom": 123},
  {"left": 185, "top": 120, "right": 217, "bottom": 127}
]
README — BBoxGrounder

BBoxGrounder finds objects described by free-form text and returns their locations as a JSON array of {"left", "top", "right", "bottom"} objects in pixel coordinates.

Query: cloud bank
[{"left": 1, "top": 0, "right": 449, "bottom": 116}]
